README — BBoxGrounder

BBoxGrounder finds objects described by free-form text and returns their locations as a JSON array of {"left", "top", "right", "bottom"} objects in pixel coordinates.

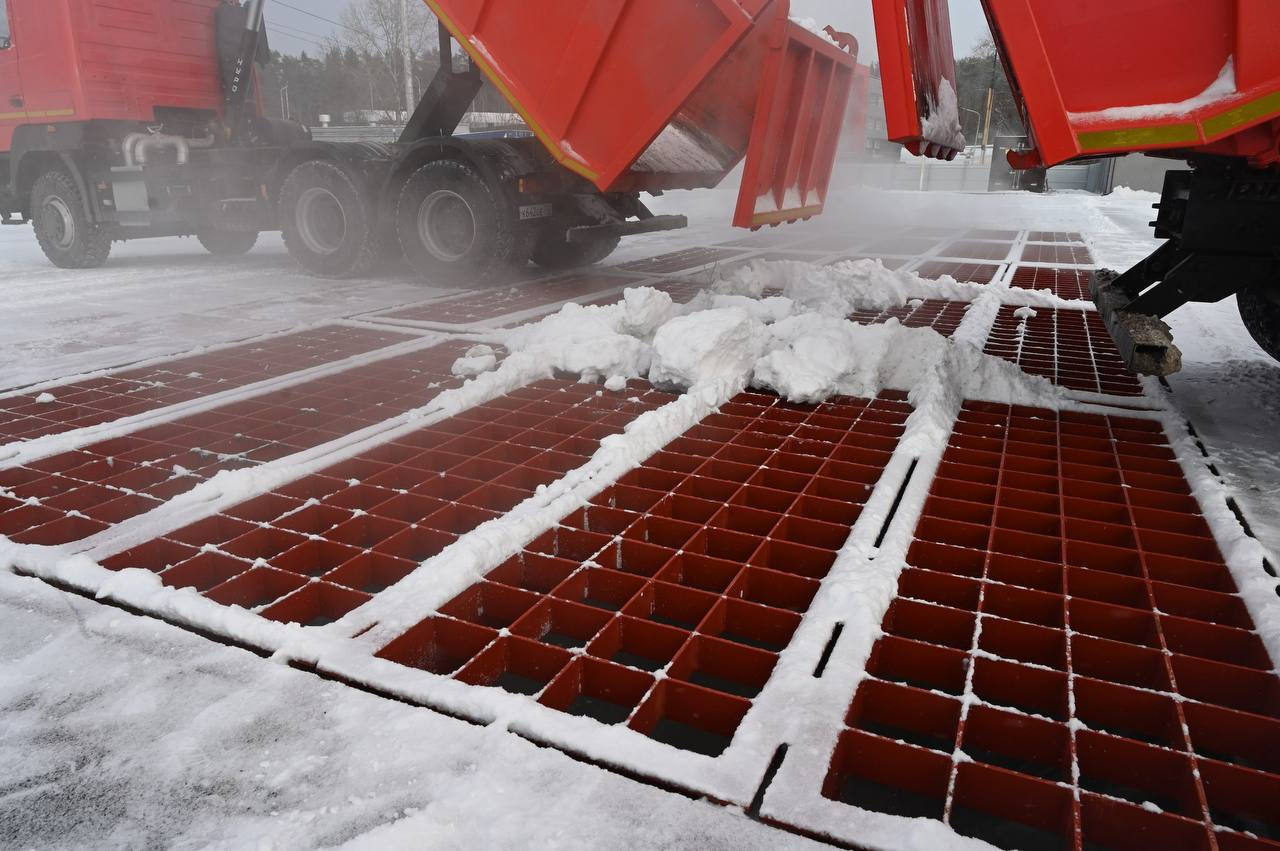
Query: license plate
[{"left": 519, "top": 203, "right": 553, "bottom": 220}]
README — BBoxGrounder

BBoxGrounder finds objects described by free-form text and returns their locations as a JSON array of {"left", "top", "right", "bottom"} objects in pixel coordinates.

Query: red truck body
[
  {"left": 0, "top": 0, "right": 225, "bottom": 152},
  {"left": 424, "top": 0, "right": 858, "bottom": 228}
]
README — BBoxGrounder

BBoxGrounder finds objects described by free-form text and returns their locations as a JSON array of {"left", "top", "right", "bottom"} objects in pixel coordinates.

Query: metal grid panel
[
  {"left": 617, "top": 247, "right": 748, "bottom": 274},
  {"left": 376, "top": 391, "right": 910, "bottom": 756},
  {"left": 1028, "top": 231, "right": 1085, "bottom": 243},
  {"left": 98, "top": 380, "right": 675, "bottom": 622},
  {"left": 0, "top": 343, "right": 480, "bottom": 546},
  {"left": 847, "top": 300, "right": 970, "bottom": 337},
  {"left": 823, "top": 402, "right": 1279, "bottom": 851},
  {"left": 0, "top": 326, "right": 412, "bottom": 442},
  {"left": 1009, "top": 266, "right": 1093, "bottom": 300},
  {"left": 940, "top": 240, "right": 1015, "bottom": 262},
  {"left": 380, "top": 274, "right": 631, "bottom": 324},
  {"left": 985, "top": 306, "right": 1144, "bottom": 397},
  {"left": 914, "top": 260, "right": 1002, "bottom": 284},
  {"left": 1022, "top": 243, "right": 1094, "bottom": 265}
]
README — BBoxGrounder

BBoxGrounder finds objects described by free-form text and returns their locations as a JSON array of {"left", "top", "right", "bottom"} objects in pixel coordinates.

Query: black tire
[
  {"left": 197, "top": 228, "right": 258, "bottom": 256},
  {"left": 30, "top": 169, "right": 111, "bottom": 269},
  {"left": 1238, "top": 284, "right": 1280, "bottom": 362},
  {"left": 396, "top": 158, "right": 533, "bottom": 286},
  {"left": 531, "top": 223, "right": 620, "bottom": 271},
  {"left": 279, "top": 159, "right": 379, "bottom": 278}
]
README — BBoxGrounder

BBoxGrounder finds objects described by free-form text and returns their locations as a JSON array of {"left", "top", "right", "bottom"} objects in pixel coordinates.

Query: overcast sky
[{"left": 266, "top": 1, "right": 993, "bottom": 61}]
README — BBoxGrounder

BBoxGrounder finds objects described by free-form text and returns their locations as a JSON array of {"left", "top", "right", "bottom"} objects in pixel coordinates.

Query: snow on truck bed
[{"left": 2, "top": 179, "right": 1279, "bottom": 851}]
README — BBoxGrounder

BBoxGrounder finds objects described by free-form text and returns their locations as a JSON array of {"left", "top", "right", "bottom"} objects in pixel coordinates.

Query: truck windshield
[{"left": 0, "top": 1, "right": 10, "bottom": 49}]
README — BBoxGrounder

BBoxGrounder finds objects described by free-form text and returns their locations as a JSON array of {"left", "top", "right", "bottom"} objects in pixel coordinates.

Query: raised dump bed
[{"left": 424, "top": 0, "right": 858, "bottom": 227}]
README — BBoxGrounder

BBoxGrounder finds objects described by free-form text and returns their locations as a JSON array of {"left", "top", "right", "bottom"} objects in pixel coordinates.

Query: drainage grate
[
  {"left": 377, "top": 391, "right": 911, "bottom": 756},
  {"left": 617, "top": 247, "right": 748, "bottom": 274},
  {"left": 847, "top": 300, "right": 969, "bottom": 337},
  {"left": 914, "top": 261, "right": 1002, "bottom": 284},
  {"left": 940, "top": 241, "right": 1014, "bottom": 262},
  {"left": 860, "top": 236, "right": 942, "bottom": 257},
  {"left": 0, "top": 342, "right": 480, "bottom": 545},
  {"left": 1008, "top": 267, "right": 1092, "bottom": 301},
  {"left": 0, "top": 326, "right": 412, "bottom": 443},
  {"left": 380, "top": 273, "right": 632, "bottom": 325},
  {"left": 824, "top": 403, "right": 1280, "bottom": 850},
  {"left": 985, "top": 305, "right": 1145, "bottom": 397},
  {"left": 1022, "top": 243, "right": 1094, "bottom": 265},
  {"left": 1027, "top": 231, "right": 1084, "bottom": 243},
  {"left": 965, "top": 229, "right": 1021, "bottom": 240},
  {"left": 99, "top": 379, "right": 677, "bottom": 623}
]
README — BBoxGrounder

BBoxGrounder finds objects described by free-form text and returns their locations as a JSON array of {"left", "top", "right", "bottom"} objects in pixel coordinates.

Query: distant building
[
  {"left": 861, "top": 65, "right": 901, "bottom": 161},
  {"left": 840, "top": 64, "right": 900, "bottom": 162}
]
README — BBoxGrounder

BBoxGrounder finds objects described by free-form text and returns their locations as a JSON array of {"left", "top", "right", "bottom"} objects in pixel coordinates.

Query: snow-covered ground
[{"left": 2, "top": 172, "right": 1277, "bottom": 849}]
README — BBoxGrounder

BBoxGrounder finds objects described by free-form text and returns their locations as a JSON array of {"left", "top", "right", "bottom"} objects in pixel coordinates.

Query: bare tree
[{"left": 336, "top": 0, "right": 437, "bottom": 116}]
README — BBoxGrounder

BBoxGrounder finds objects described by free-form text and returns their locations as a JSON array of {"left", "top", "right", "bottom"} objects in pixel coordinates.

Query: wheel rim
[
  {"left": 42, "top": 196, "right": 76, "bottom": 251},
  {"left": 296, "top": 187, "right": 347, "bottom": 256},
  {"left": 417, "top": 190, "right": 476, "bottom": 262}
]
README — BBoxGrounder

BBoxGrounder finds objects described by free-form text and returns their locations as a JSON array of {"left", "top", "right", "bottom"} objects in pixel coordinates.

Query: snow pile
[
  {"left": 789, "top": 16, "right": 842, "bottom": 48},
  {"left": 921, "top": 79, "right": 966, "bottom": 150},
  {"left": 1070, "top": 59, "right": 1238, "bottom": 123},
  {"left": 494, "top": 258, "right": 1061, "bottom": 410},
  {"left": 649, "top": 308, "right": 765, "bottom": 392}
]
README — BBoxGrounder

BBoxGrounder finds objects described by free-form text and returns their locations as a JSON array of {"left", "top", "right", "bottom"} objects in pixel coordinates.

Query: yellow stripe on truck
[
  {"left": 0, "top": 107, "right": 75, "bottom": 121},
  {"left": 1076, "top": 87, "right": 1280, "bottom": 154}
]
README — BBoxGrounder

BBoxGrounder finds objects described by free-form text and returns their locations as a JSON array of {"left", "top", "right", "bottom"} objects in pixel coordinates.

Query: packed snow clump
[
  {"left": 451, "top": 344, "right": 498, "bottom": 378},
  {"left": 35, "top": 392, "right": 56, "bottom": 404},
  {"left": 649, "top": 308, "right": 766, "bottom": 392},
  {"left": 921, "top": 79, "right": 965, "bottom": 150}
]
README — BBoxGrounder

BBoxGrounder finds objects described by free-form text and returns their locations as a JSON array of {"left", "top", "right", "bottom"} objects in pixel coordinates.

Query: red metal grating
[
  {"left": 847, "top": 300, "right": 969, "bottom": 337},
  {"left": 0, "top": 326, "right": 413, "bottom": 444},
  {"left": 985, "top": 306, "right": 1145, "bottom": 397},
  {"left": 861, "top": 235, "right": 942, "bottom": 257},
  {"left": 377, "top": 391, "right": 912, "bottom": 756},
  {"left": 940, "top": 240, "right": 1014, "bottom": 262},
  {"left": 1028, "top": 231, "right": 1084, "bottom": 243},
  {"left": 824, "top": 402, "right": 1280, "bottom": 851},
  {"left": 99, "top": 380, "right": 676, "bottom": 625},
  {"left": 380, "top": 273, "right": 631, "bottom": 324},
  {"left": 0, "top": 342, "right": 483, "bottom": 546},
  {"left": 965, "top": 229, "right": 1021, "bottom": 240},
  {"left": 1009, "top": 266, "right": 1093, "bottom": 300},
  {"left": 914, "top": 260, "right": 1002, "bottom": 284},
  {"left": 1022, "top": 243, "right": 1094, "bottom": 265},
  {"left": 617, "top": 247, "right": 748, "bottom": 274}
]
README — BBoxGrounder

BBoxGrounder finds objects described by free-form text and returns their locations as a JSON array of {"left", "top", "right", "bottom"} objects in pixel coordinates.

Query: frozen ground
[{"left": 1, "top": 172, "right": 1277, "bottom": 849}]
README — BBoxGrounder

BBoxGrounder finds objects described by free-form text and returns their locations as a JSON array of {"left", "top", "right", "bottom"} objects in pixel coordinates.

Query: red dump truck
[
  {"left": 876, "top": 0, "right": 1280, "bottom": 370},
  {"left": 0, "top": 0, "right": 856, "bottom": 283}
]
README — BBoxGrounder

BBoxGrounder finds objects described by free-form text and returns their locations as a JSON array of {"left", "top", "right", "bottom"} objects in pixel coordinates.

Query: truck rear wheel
[
  {"left": 396, "top": 159, "right": 532, "bottom": 286},
  {"left": 198, "top": 228, "right": 258, "bottom": 256},
  {"left": 1238, "top": 284, "right": 1280, "bottom": 362},
  {"left": 31, "top": 170, "right": 111, "bottom": 269},
  {"left": 279, "top": 160, "right": 379, "bottom": 278},
  {"left": 531, "top": 223, "right": 620, "bottom": 271}
]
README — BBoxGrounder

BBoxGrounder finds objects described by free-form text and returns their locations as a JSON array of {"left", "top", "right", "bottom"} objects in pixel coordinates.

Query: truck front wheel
[
  {"left": 198, "top": 228, "right": 258, "bottom": 256},
  {"left": 1238, "top": 284, "right": 1280, "bottom": 363},
  {"left": 279, "top": 160, "right": 379, "bottom": 278},
  {"left": 30, "top": 170, "right": 111, "bottom": 269},
  {"left": 396, "top": 159, "right": 532, "bottom": 286}
]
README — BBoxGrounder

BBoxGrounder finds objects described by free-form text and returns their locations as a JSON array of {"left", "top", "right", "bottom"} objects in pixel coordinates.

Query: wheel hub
[
  {"left": 418, "top": 190, "right": 476, "bottom": 262},
  {"left": 296, "top": 187, "right": 347, "bottom": 256},
  {"left": 42, "top": 196, "right": 76, "bottom": 251}
]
